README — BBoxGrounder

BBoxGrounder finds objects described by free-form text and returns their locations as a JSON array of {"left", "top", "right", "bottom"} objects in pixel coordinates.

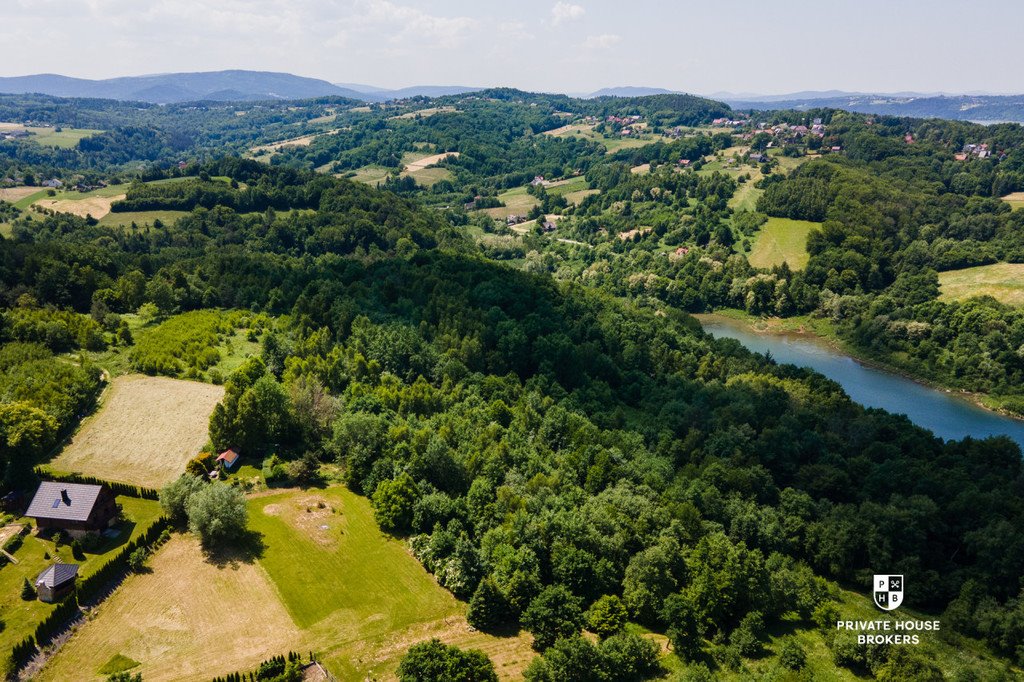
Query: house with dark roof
[
  {"left": 25, "top": 481, "right": 117, "bottom": 537},
  {"left": 35, "top": 563, "right": 79, "bottom": 603}
]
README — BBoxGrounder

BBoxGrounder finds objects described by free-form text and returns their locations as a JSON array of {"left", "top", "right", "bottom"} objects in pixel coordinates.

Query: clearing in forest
[
  {"left": 34, "top": 194, "right": 125, "bottom": 219},
  {"left": 1002, "top": 191, "right": 1024, "bottom": 210},
  {"left": 938, "top": 262, "right": 1024, "bottom": 307},
  {"left": 40, "top": 487, "right": 536, "bottom": 681},
  {"left": 48, "top": 374, "right": 223, "bottom": 488},
  {"left": 483, "top": 186, "right": 540, "bottom": 220},
  {"left": 748, "top": 217, "right": 818, "bottom": 270}
]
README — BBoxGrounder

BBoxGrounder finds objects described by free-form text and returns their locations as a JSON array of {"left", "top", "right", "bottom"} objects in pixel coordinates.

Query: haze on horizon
[{"left": 3, "top": 0, "right": 1022, "bottom": 96}]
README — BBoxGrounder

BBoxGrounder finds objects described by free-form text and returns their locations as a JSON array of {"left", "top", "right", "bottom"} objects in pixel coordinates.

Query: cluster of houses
[
  {"left": 604, "top": 114, "right": 644, "bottom": 136},
  {"left": 737, "top": 119, "right": 829, "bottom": 144},
  {"left": 11, "top": 451, "right": 245, "bottom": 603},
  {"left": 955, "top": 143, "right": 992, "bottom": 161},
  {"left": 711, "top": 117, "right": 750, "bottom": 127},
  {"left": 17, "top": 481, "right": 119, "bottom": 602},
  {"left": 0, "top": 129, "right": 30, "bottom": 142}
]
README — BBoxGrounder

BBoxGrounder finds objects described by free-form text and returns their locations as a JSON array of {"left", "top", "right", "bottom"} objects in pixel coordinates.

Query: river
[{"left": 697, "top": 315, "right": 1024, "bottom": 449}]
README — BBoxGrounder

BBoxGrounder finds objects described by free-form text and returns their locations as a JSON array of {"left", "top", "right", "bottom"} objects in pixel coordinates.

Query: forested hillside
[{"left": 0, "top": 153, "right": 1022, "bottom": 679}]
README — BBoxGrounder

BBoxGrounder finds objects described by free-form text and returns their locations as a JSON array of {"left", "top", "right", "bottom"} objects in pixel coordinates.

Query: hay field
[
  {"left": 0, "top": 186, "right": 43, "bottom": 203},
  {"left": 37, "top": 536, "right": 302, "bottom": 682},
  {"left": 938, "top": 262, "right": 1024, "bottom": 306},
  {"left": 48, "top": 375, "right": 224, "bottom": 488},
  {"left": 35, "top": 194, "right": 125, "bottom": 219},
  {"left": 403, "top": 151, "right": 459, "bottom": 172},
  {"left": 748, "top": 217, "right": 818, "bottom": 270},
  {"left": 389, "top": 106, "right": 458, "bottom": 120}
]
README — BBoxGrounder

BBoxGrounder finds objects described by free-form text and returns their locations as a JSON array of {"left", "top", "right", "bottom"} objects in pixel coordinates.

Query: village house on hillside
[
  {"left": 34, "top": 563, "right": 79, "bottom": 603},
  {"left": 25, "top": 481, "right": 118, "bottom": 538}
]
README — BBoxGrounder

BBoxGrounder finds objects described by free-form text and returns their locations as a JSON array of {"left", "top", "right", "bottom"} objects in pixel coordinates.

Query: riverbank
[{"left": 695, "top": 308, "right": 1024, "bottom": 424}]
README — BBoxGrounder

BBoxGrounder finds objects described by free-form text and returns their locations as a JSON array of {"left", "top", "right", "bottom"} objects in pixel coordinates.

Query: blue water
[{"left": 699, "top": 316, "right": 1024, "bottom": 449}]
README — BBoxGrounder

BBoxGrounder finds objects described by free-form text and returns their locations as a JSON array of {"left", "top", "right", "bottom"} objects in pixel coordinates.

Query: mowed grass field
[
  {"left": 48, "top": 375, "right": 224, "bottom": 488},
  {"left": 748, "top": 217, "right": 818, "bottom": 270},
  {"left": 542, "top": 123, "right": 666, "bottom": 154},
  {"left": 939, "top": 262, "right": 1024, "bottom": 306},
  {"left": 0, "top": 122, "right": 101, "bottom": 148},
  {"left": 483, "top": 186, "right": 540, "bottom": 220},
  {"left": 98, "top": 210, "right": 190, "bottom": 228},
  {"left": 41, "top": 487, "right": 535, "bottom": 681},
  {"left": 0, "top": 497, "right": 162, "bottom": 658}
]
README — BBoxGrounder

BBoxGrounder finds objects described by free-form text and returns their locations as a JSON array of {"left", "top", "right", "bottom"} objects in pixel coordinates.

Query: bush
[
  {"left": 21, "top": 577, "right": 35, "bottom": 601},
  {"left": 778, "top": 637, "right": 807, "bottom": 670}
]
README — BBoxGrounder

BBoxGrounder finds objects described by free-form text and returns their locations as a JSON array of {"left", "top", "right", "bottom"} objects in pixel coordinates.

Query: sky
[{"left": 2, "top": 0, "right": 1023, "bottom": 95}]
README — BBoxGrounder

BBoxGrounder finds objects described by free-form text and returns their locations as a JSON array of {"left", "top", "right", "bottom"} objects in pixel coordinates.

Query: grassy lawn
[
  {"left": 938, "top": 262, "right": 1024, "bottom": 306},
  {"left": 250, "top": 486, "right": 535, "bottom": 679},
  {"left": 37, "top": 535, "right": 304, "bottom": 682},
  {"left": 748, "top": 217, "right": 818, "bottom": 270},
  {"left": 28, "top": 126, "right": 101, "bottom": 148},
  {"left": 41, "top": 486, "right": 535, "bottom": 681},
  {"left": 346, "top": 165, "right": 394, "bottom": 185},
  {"left": 402, "top": 166, "right": 453, "bottom": 187},
  {"left": 98, "top": 210, "right": 190, "bottom": 229},
  {"left": 0, "top": 496, "right": 162, "bottom": 656},
  {"left": 544, "top": 176, "right": 588, "bottom": 196},
  {"left": 483, "top": 186, "right": 540, "bottom": 220}
]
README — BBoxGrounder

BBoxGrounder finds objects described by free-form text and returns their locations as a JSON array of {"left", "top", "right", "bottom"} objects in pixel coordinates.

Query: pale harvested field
[
  {"left": 1003, "top": 192, "right": 1024, "bottom": 210},
  {"left": 38, "top": 536, "right": 302, "bottom": 682},
  {"left": 0, "top": 186, "right": 41, "bottom": 202},
  {"left": 251, "top": 134, "right": 318, "bottom": 154},
  {"left": 49, "top": 375, "right": 223, "bottom": 488},
  {"left": 389, "top": 106, "right": 457, "bottom": 120},
  {"left": 404, "top": 151, "right": 460, "bottom": 172},
  {"left": 34, "top": 194, "right": 125, "bottom": 219},
  {"left": 939, "top": 262, "right": 1024, "bottom": 306}
]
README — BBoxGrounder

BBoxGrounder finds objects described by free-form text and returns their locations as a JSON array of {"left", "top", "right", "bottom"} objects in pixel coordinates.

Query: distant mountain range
[
  {"left": 2, "top": 71, "right": 1024, "bottom": 122},
  {"left": 0, "top": 71, "right": 375, "bottom": 103},
  {"left": 0, "top": 71, "right": 488, "bottom": 105},
  {"left": 719, "top": 92, "right": 1024, "bottom": 122}
]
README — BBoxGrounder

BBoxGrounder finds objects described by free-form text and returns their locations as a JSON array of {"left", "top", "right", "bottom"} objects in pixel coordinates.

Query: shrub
[{"left": 778, "top": 637, "right": 807, "bottom": 670}]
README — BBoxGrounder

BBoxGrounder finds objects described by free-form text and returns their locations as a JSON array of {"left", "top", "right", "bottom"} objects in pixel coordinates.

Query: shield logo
[{"left": 873, "top": 574, "right": 904, "bottom": 611}]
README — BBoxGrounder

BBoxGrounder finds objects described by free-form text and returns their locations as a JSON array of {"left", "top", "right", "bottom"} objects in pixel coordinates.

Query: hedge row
[
  {"left": 33, "top": 469, "right": 159, "bottom": 500},
  {"left": 211, "top": 651, "right": 306, "bottom": 682}
]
